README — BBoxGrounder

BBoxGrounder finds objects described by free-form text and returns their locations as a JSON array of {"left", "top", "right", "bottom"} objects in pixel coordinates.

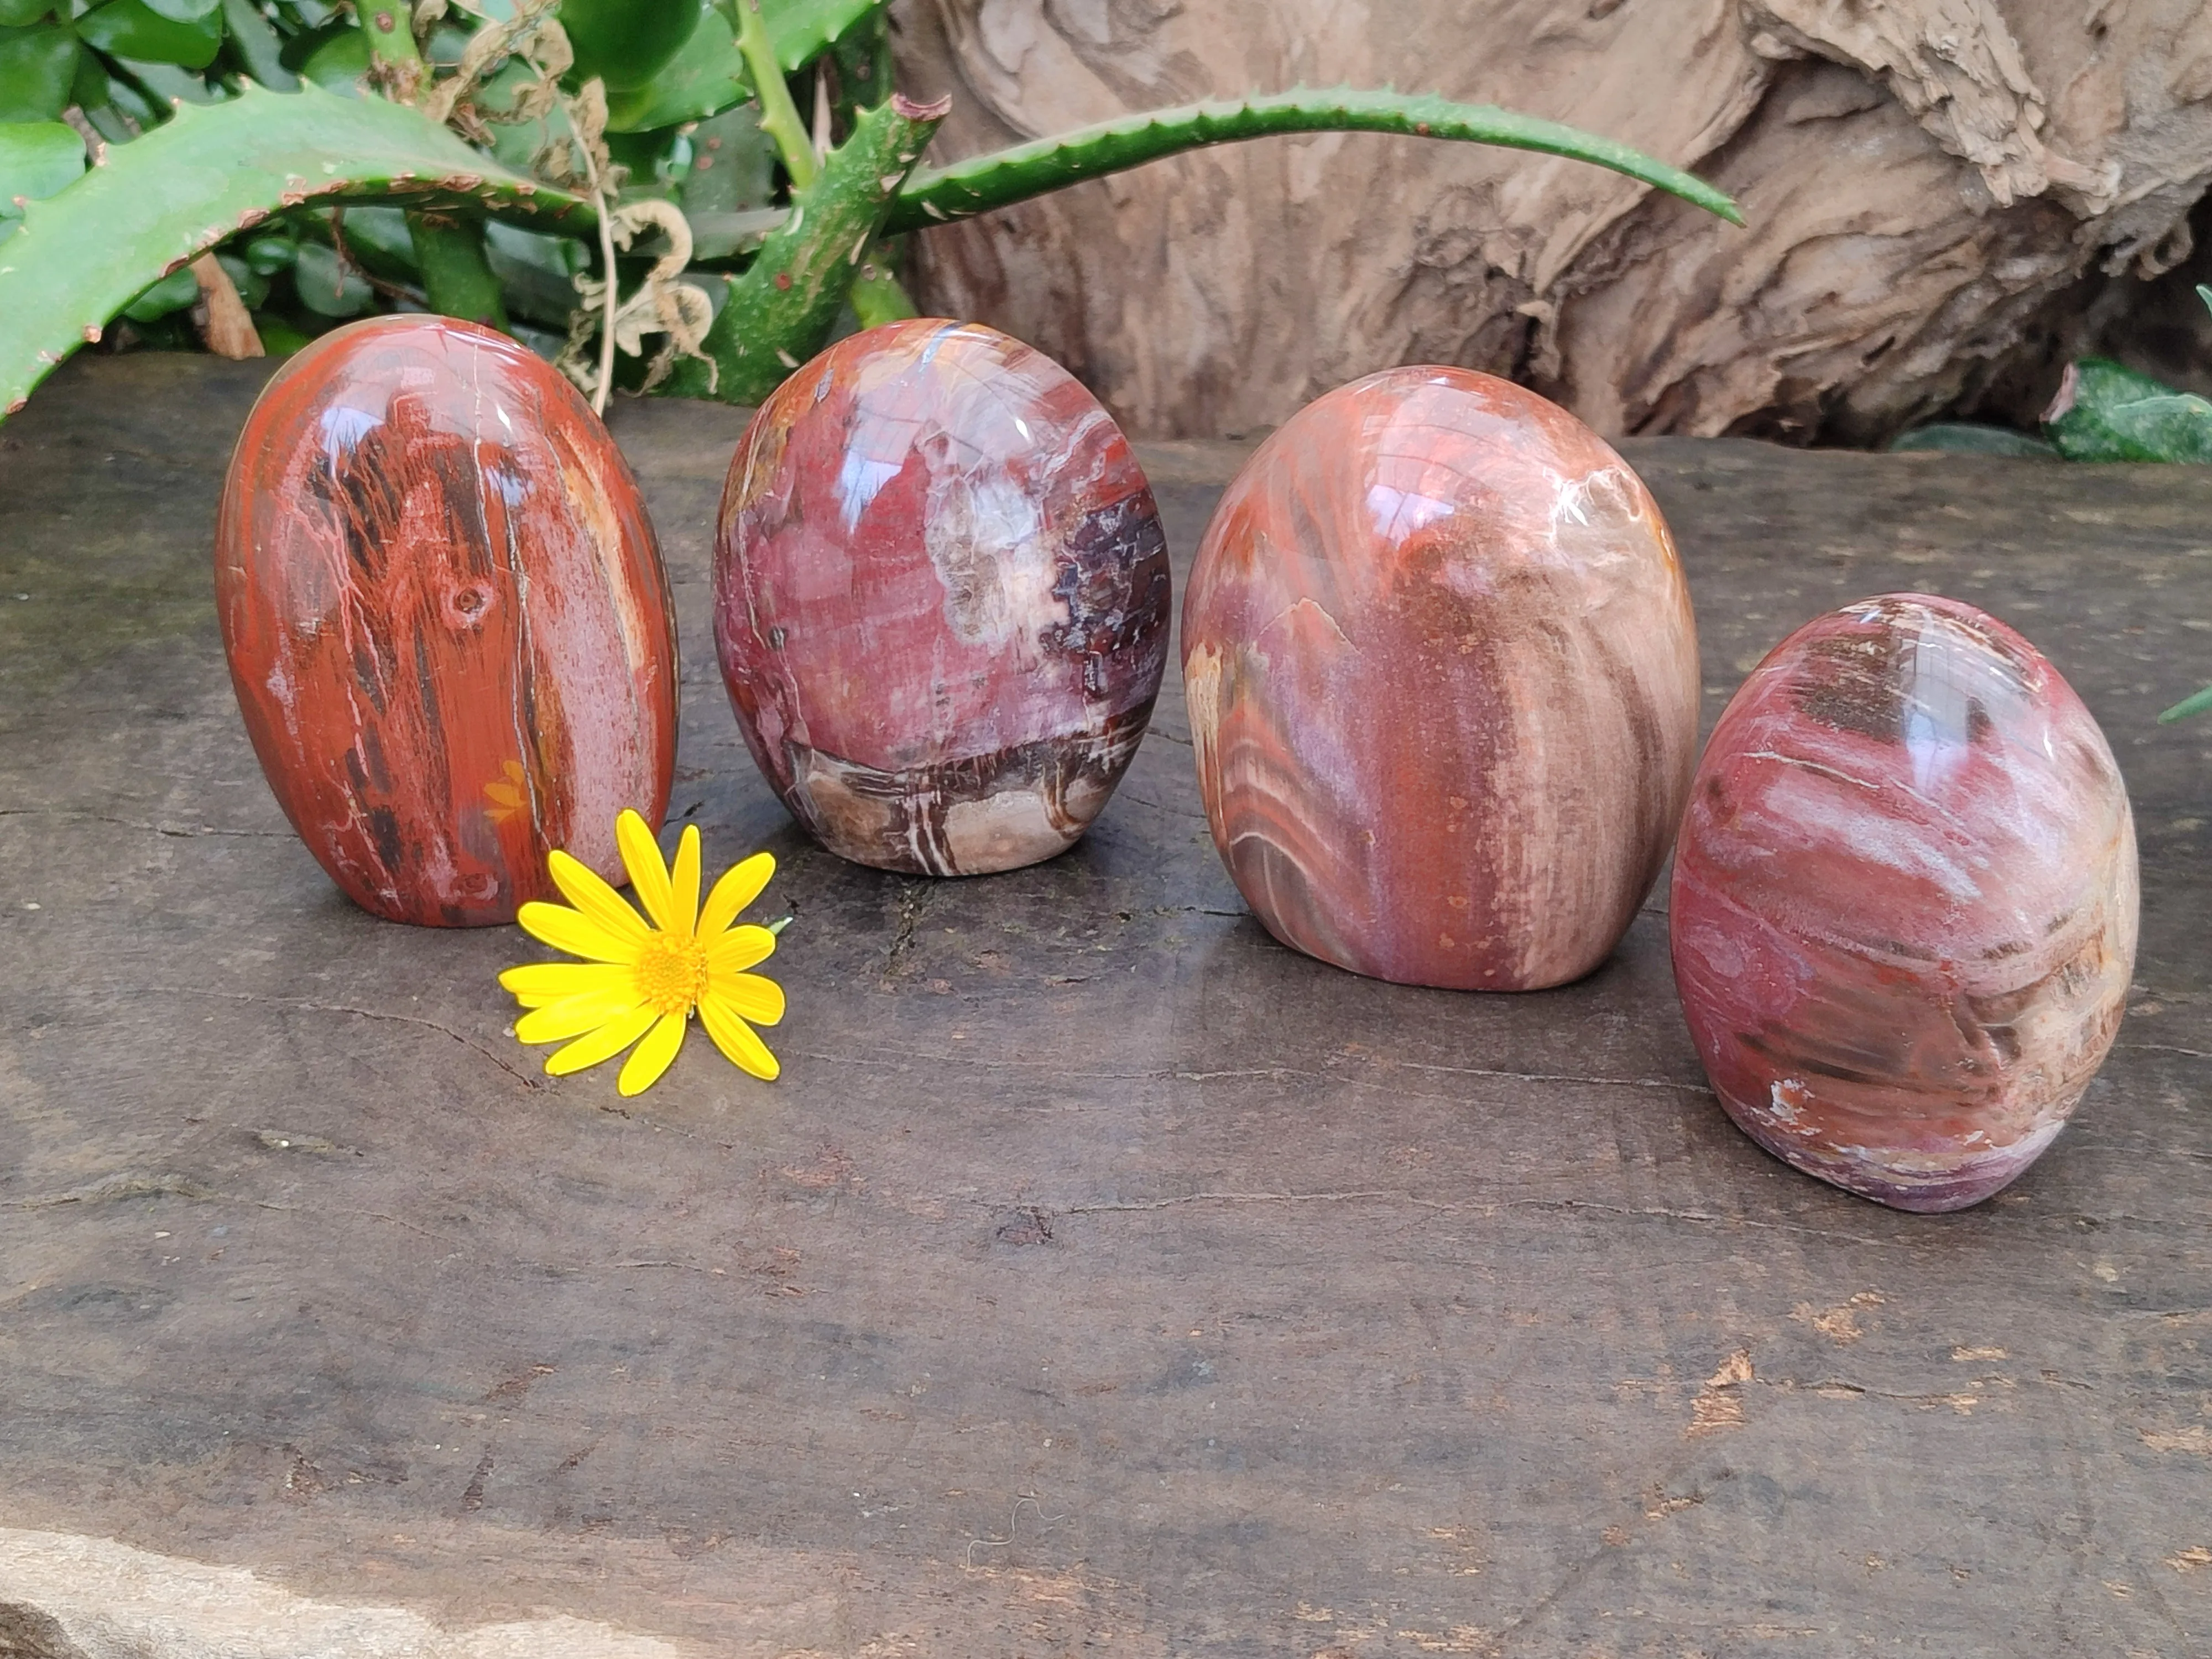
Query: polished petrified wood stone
[
  {"left": 714, "top": 319, "right": 1170, "bottom": 876},
  {"left": 1182, "top": 367, "right": 1700, "bottom": 990},
  {"left": 1671, "top": 593, "right": 2139, "bottom": 1212},
  {"left": 215, "top": 316, "right": 677, "bottom": 927}
]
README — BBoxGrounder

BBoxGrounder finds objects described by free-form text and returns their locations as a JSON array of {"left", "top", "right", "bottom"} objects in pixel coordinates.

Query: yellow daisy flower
[{"left": 499, "top": 809, "right": 785, "bottom": 1095}]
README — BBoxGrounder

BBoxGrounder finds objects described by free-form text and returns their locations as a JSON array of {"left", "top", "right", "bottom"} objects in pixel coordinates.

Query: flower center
[{"left": 634, "top": 933, "right": 709, "bottom": 1016}]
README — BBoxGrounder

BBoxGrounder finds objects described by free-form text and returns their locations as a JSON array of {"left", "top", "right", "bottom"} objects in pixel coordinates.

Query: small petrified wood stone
[
  {"left": 1182, "top": 367, "right": 1699, "bottom": 990},
  {"left": 714, "top": 320, "right": 1170, "bottom": 876},
  {"left": 215, "top": 316, "right": 677, "bottom": 926},
  {"left": 1671, "top": 594, "right": 2139, "bottom": 1212}
]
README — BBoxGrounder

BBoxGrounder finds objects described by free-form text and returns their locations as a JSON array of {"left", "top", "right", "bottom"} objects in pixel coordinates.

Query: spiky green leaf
[
  {"left": 885, "top": 85, "right": 1741, "bottom": 236},
  {"left": 0, "top": 80, "right": 587, "bottom": 416}
]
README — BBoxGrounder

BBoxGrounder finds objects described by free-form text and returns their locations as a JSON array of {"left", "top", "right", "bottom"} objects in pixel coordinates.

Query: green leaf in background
[
  {"left": 277, "top": 17, "right": 347, "bottom": 71},
  {"left": 559, "top": 0, "right": 700, "bottom": 91},
  {"left": 242, "top": 228, "right": 295, "bottom": 273},
  {"left": 1887, "top": 422, "right": 2057, "bottom": 458},
  {"left": 300, "top": 25, "right": 368, "bottom": 91},
  {"left": 483, "top": 218, "right": 587, "bottom": 325},
  {"left": 0, "top": 119, "right": 85, "bottom": 208},
  {"left": 291, "top": 237, "right": 371, "bottom": 314},
  {"left": 603, "top": 4, "right": 747, "bottom": 133},
  {"left": 0, "top": 0, "right": 62, "bottom": 27},
  {"left": 0, "top": 80, "right": 589, "bottom": 415},
  {"left": 763, "top": 0, "right": 885, "bottom": 75},
  {"left": 122, "top": 262, "right": 199, "bottom": 320},
  {"left": 330, "top": 203, "right": 418, "bottom": 283},
  {"left": 2044, "top": 357, "right": 2212, "bottom": 463},
  {"left": 0, "top": 22, "right": 81, "bottom": 122},
  {"left": 218, "top": 0, "right": 296, "bottom": 90},
  {"left": 77, "top": 0, "right": 223, "bottom": 69},
  {"left": 680, "top": 101, "right": 776, "bottom": 215},
  {"left": 213, "top": 248, "right": 266, "bottom": 307},
  {"left": 112, "top": 55, "right": 225, "bottom": 102},
  {"left": 138, "top": 0, "right": 221, "bottom": 23}
]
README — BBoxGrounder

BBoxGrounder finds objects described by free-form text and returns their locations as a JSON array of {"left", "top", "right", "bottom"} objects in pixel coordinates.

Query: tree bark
[{"left": 891, "top": 0, "right": 2212, "bottom": 442}]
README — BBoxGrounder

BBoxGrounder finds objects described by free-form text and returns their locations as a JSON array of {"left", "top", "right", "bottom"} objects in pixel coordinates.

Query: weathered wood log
[{"left": 893, "top": 0, "right": 2212, "bottom": 441}]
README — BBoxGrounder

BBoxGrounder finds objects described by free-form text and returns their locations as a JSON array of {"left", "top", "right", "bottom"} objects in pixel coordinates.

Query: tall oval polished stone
[
  {"left": 714, "top": 319, "right": 1170, "bottom": 875},
  {"left": 1182, "top": 367, "right": 1699, "bottom": 990},
  {"left": 1671, "top": 594, "right": 2138, "bottom": 1211},
  {"left": 216, "top": 315, "right": 677, "bottom": 927}
]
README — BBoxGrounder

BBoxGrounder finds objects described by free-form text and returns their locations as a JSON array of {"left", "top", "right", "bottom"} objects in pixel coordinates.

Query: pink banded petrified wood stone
[
  {"left": 216, "top": 316, "right": 677, "bottom": 927},
  {"left": 1671, "top": 594, "right": 2139, "bottom": 1212},
  {"left": 714, "top": 320, "right": 1170, "bottom": 876},
  {"left": 1182, "top": 367, "right": 1700, "bottom": 990}
]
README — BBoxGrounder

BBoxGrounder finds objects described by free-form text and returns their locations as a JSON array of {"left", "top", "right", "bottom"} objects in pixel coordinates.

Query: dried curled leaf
[{"left": 561, "top": 196, "right": 716, "bottom": 398}]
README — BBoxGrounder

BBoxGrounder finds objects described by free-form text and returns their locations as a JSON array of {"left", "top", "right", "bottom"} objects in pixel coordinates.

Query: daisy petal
[
  {"left": 616, "top": 809, "right": 681, "bottom": 935},
  {"left": 700, "top": 995, "right": 780, "bottom": 1080},
  {"left": 697, "top": 852, "right": 775, "bottom": 941},
  {"left": 546, "top": 849, "right": 650, "bottom": 946},
  {"left": 668, "top": 825, "right": 701, "bottom": 942},
  {"left": 499, "top": 961, "right": 633, "bottom": 1007},
  {"left": 517, "top": 986, "right": 650, "bottom": 1045},
  {"left": 618, "top": 1011, "right": 688, "bottom": 1095},
  {"left": 544, "top": 1003, "right": 659, "bottom": 1077},
  {"left": 516, "top": 901, "right": 642, "bottom": 965},
  {"left": 706, "top": 923, "right": 777, "bottom": 975},
  {"left": 705, "top": 972, "right": 785, "bottom": 1027}
]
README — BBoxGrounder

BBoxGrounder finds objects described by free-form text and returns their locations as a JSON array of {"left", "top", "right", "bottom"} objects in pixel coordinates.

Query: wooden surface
[{"left": 3, "top": 355, "right": 2210, "bottom": 1657}]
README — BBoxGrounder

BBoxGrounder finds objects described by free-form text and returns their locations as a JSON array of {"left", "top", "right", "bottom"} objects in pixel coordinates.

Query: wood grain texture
[
  {"left": 715, "top": 320, "right": 1169, "bottom": 875},
  {"left": 4, "top": 356, "right": 2212, "bottom": 1655},
  {"left": 1184, "top": 369, "right": 1698, "bottom": 990},
  {"left": 216, "top": 317, "right": 677, "bottom": 926},
  {"left": 1673, "top": 595, "right": 2139, "bottom": 1211},
  {"left": 892, "top": 0, "right": 2212, "bottom": 442}
]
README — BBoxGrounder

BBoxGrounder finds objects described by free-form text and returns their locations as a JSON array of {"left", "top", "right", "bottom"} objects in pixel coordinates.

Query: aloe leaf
[
  {"left": 885, "top": 85, "right": 1741, "bottom": 236},
  {"left": 0, "top": 79, "right": 587, "bottom": 416},
  {"left": 660, "top": 90, "right": 944, "bottom": 404}
]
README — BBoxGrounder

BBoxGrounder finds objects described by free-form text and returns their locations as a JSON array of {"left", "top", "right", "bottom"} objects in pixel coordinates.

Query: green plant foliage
[
  {"left": 2043, "top": 358, "right": 2212, "bottom": 463},
  {"left": 1887, "top": 422, "right": 2057, "bottom": 458},
  {"left": 886, "top": 86, "right": 1745, "bottom": 235},
  {"left": 291, "top": 236, "right": 371, "bottom": 312},
  {"left": 77, "top": 0, "right": 225, "bottom": 70},
  {"left": 217, "top": 0, "right": 293, "bottom": 90},
  {"left": 604, "top": 6, "right": 745, "bottom": 133},
  {"left": 122, "top": 261, "right": 197, "bottom": 318},
  {"left": 559, "top": 0, "right": 700, "bottom": 92},
  {"left": 761, "top": 0, "right": 885, "bottom": 75},
  {"left": 0, "top": 0, "right": 1744, "bottom": 425},
  {"left": 660, "top": 92, "right": 944, "bottom": 403},
  {"left": 0, "top": 22, "right": 79, "bottom": 121},
  {"left": 0, "top": 117, "right": 82, "bottom": 210},
  {"left": 0, "top": 80, "right": 585, "bottom": 413}
]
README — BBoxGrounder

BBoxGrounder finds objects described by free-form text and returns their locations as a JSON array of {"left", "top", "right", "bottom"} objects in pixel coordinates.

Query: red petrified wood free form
[
  {"left": 1671, "top": 594, "right": 2139, "bottom": 1211},
  {"left": 714, "top": 320, "right": 1171, "bottom": 876},
  {"left": 216, "top": 316, "right": 677, "bottom": 926},
  {"left": 1182, "top": 367, "right": 1700, "bottom": 990}
]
